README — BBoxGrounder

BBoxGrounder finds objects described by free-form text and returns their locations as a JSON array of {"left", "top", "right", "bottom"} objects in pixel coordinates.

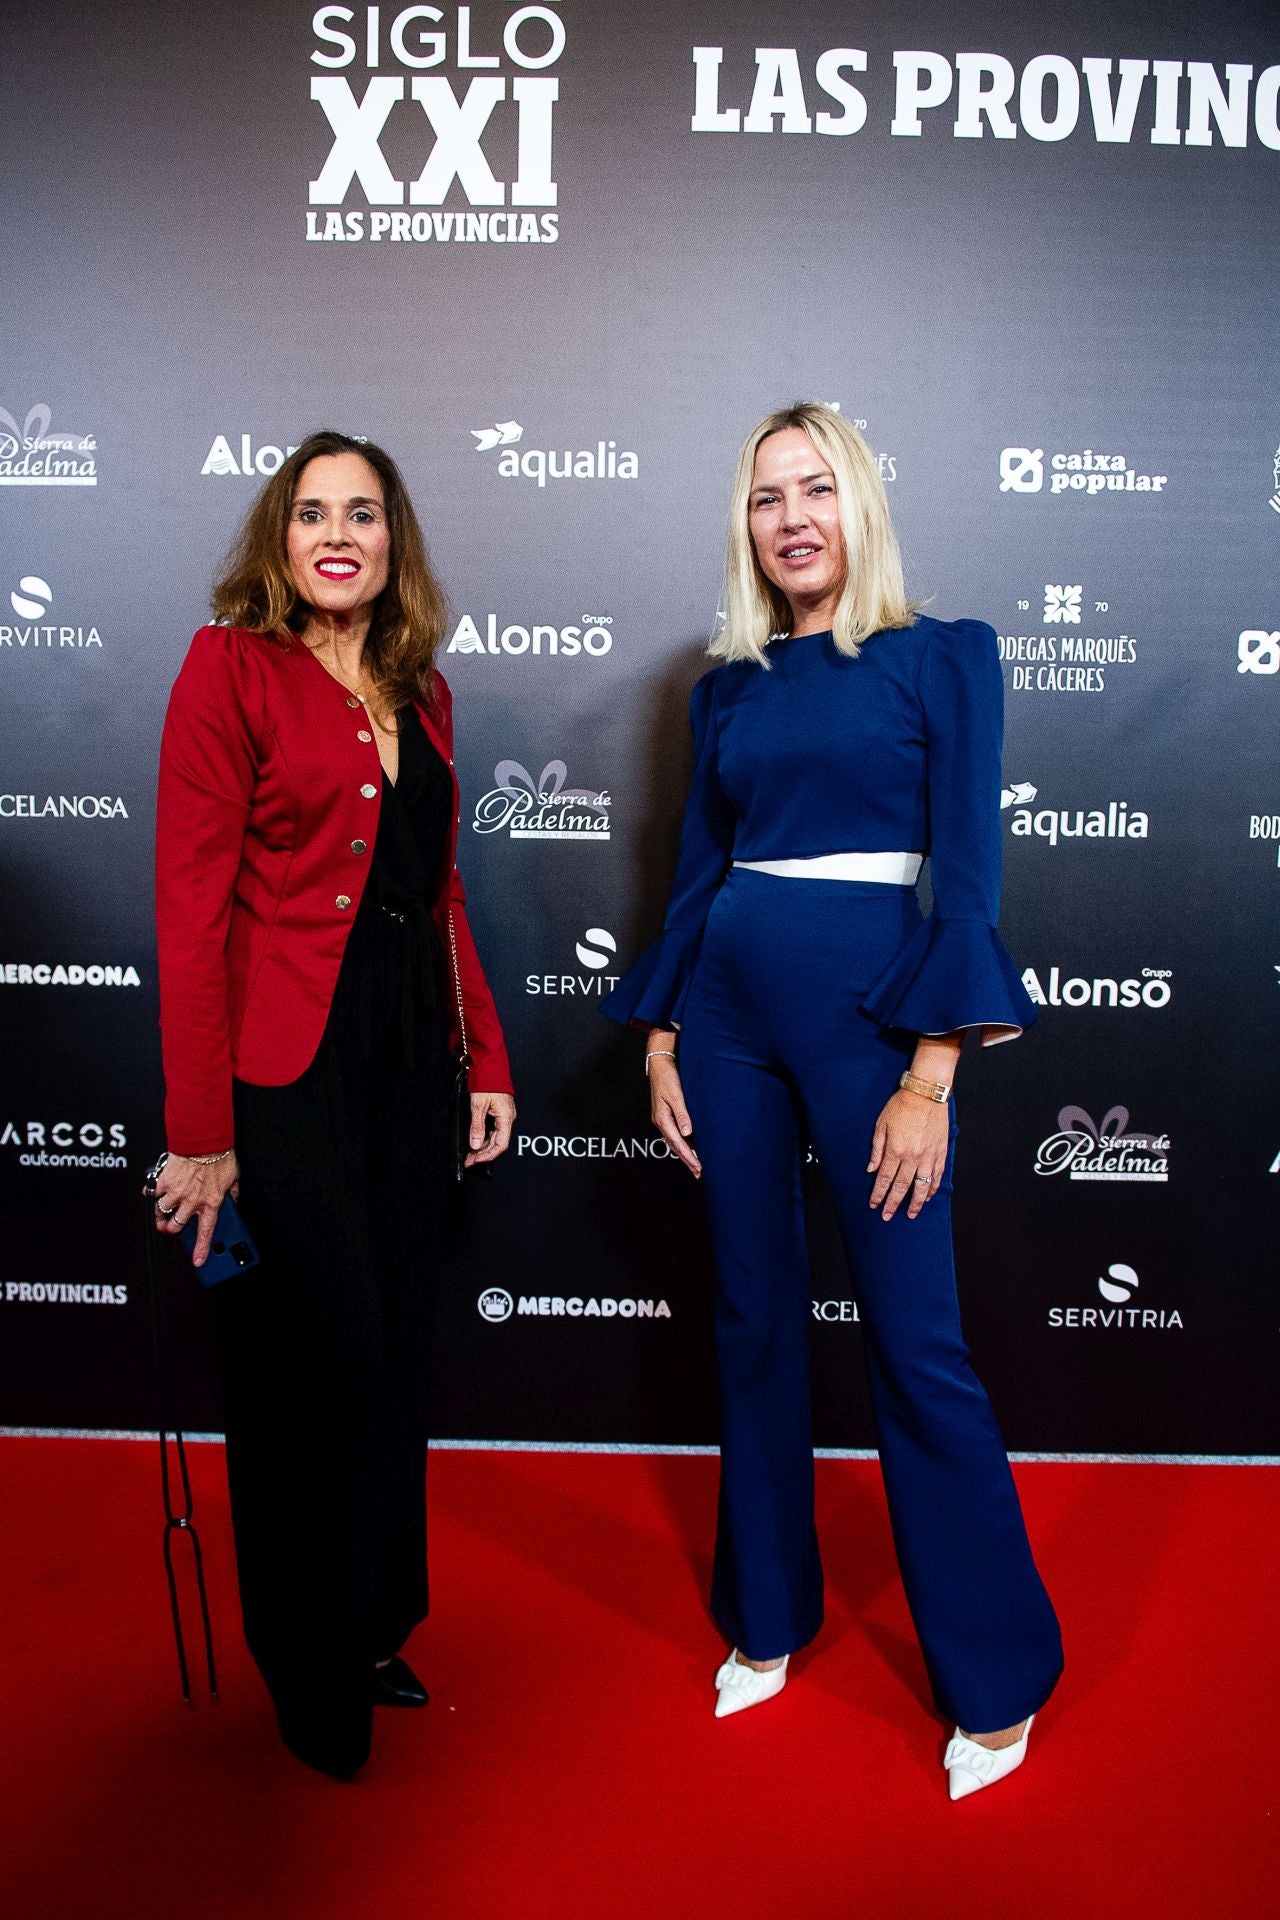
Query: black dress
[{"left": 212, "top": 712, "right": 454, "bottom": 1771}]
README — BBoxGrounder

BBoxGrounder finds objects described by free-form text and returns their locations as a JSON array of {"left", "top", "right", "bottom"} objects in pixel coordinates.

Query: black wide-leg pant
[{"left": 211, "top": 1004, "right": 450, "bottom": 1762}]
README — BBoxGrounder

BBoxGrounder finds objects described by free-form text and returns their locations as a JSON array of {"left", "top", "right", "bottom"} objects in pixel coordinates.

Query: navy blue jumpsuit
[{"left": 603, "top": 616, "right": 1062, "bottom": 1732}]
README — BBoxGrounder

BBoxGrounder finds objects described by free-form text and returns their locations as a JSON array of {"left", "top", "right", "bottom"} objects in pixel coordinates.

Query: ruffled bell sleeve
[
  {"left": 862, "top": 620, "right": 1036, "bottom": 1046},
  {"left": 602, "top": 672, "right": 734, "bottom": 1030}
]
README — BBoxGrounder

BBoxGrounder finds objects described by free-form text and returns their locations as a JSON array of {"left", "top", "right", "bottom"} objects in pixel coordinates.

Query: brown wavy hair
[{"left": 210, "top": 430, "right": 448, "bottom": 709}]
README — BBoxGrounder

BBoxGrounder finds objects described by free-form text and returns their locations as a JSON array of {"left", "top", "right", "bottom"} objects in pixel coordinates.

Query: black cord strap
[{"left": 141, "top": 1161, "right": 218, "bottom": 1704}]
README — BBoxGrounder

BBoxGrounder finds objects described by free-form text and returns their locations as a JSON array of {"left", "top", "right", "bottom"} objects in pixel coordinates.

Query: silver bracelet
[
  {"left": 185, "top": 1147, "right": 235, "bottom": 1165},
  {"left": 644, "top": 1049, "right": 677, "bottom": 1076}
]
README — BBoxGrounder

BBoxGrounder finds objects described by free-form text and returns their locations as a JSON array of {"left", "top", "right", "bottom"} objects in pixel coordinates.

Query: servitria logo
[
  {"left": 1048, "top": 1262, "right": 1183, "bottom": 1332},
  {"left": 1034, "top": 1104, "right": 1169, "bottom": 1182},
  {"left": 2, "top": 575, "right": 104, "bottom": 651},
  {"left": 472, "top": 759, "right": 611, "bottom": 841},
  {"left": 526, "top": 928, "right": 619, "bottom": 997}
]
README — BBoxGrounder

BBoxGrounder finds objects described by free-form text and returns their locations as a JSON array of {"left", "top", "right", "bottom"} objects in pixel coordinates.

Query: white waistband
[{"left": 733, "top": 852, "right": 923, "bottom": 885}]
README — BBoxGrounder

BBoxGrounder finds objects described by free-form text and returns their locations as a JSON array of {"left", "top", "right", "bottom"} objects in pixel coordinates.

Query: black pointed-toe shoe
[
  {"left": 371, "top": 1655, "right": 430, "bottom": 1708},
  {"left": 275, "top": 1699, "right": 371, "bottom": 1780}
]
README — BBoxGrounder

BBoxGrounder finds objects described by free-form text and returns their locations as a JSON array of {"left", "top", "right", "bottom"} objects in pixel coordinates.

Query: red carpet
[{"left": 0, "top": 1440, "right": 1274, "bottom": 1920}]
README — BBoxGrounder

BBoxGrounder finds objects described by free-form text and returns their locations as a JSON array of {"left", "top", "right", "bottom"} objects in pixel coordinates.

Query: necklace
[{"left": 306, "top": 643, "right": 398, "bottom": 733}]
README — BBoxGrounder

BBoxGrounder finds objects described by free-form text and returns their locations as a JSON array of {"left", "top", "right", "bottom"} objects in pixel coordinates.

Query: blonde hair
[
  {"left": 211, "top": 430, "right": 449, "bottom": 712},
  {"left": 710, "top": 402, "right": 918, "bottom": 666}
]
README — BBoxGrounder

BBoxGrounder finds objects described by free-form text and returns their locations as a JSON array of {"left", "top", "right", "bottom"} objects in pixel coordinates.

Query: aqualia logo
[
  {"left": 1001, "top": 782, "right": 1150, "bottom": 846},
  {"left": 472, "top": 420, "right": 638, "bottom": 487}
]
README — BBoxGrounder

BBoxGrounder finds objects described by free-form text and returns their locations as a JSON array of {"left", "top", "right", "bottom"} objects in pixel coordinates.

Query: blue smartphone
[{"left": 180, "top": 1191, "right": 260, "bottom": 1287}]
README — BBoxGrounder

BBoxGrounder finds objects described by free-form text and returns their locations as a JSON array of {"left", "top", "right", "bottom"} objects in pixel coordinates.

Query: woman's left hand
[
  {"left": 467, "top": 1091, "right": 516, "bottom": 1167},
  {"left": 867, "top": 1091, "right": 950, "bottom": 1222}
]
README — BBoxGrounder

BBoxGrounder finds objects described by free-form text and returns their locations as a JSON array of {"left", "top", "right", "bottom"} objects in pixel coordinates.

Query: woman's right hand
[
  {"left": 154, "top": 1150, "right": 241, "bottom": 1268},
  {"left": 647, "top": 1049, "right": 701, "bottom": 1179}
]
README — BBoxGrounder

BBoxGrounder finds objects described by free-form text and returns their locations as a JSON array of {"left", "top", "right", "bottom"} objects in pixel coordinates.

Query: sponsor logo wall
[{"left": 2, "top": 0, "right": 1276, "bottom": 1454}]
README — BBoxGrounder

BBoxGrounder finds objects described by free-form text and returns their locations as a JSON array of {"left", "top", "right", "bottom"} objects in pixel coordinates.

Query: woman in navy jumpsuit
[{"left": 603, "top": 404, "right": 1061, "bottom": 1799}]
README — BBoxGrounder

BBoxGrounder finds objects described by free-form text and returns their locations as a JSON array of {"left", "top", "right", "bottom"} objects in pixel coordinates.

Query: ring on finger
[{"left": 157, "top": 1202, "right": 179, "bottom": 1219}]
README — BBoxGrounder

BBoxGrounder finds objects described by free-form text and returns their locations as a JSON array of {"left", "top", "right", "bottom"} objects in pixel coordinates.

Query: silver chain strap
[{"left": 447, "top": 904, "right": 470, "bottom": 1061}]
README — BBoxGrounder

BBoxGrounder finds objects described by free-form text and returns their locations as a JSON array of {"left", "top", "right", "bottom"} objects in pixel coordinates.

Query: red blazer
[{"left": 156, "top": 626, "right": 513, "bottom": 1157}]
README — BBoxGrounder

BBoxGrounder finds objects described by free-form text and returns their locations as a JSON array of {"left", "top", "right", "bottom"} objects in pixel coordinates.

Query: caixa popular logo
[
  {"left": 998, "top": 446, "right": 1168, "bottom": 496},
  {"left": 306, "top": 6, "right": 564, "bottom": 247},
  {"left": 448, "top": 612, "right": 614, "bottom": 658},
  {"left": 1001, "top": 781, "right": 1150, "bottom": 846},
  {"left": 1, "top": 1119, "right": 128, "bottom": 1171},
  {"left": 1034, "top": 1104, "right": 1169, "bottom": 1182},
  {"left": 473, "top": 758, "right": 611, "bottom": 841},
  {"left": 1021, "top": 965, "right": 1171, "bottom": 1010},
  {"left": 1238, "top": 629, "right": 1280, "bottom": 674},
  {"left": 1048, "top": 1262, "right": 1183, "bottom": 1332},
  {"left": 472, "top": 421, "right": 638, "bottom": 486}
]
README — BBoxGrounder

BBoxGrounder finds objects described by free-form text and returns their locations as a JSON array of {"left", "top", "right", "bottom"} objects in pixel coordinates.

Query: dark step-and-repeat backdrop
[{"left": 3, "top": 2, "right": 1276, "bottom": 1454}]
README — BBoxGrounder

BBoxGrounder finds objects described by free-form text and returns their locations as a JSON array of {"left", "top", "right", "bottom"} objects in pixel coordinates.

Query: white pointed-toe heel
[
  {"left": 943, "top": 1714, "right": 1035, "bottom": 1800},
  {"left": 713, "top": 1650, "right": 789, "bottom": 1719}
]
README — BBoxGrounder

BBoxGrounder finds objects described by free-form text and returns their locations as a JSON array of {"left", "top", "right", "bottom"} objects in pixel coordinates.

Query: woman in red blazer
[{"left": 154, "top": 430, "right": 514, "bottom": 1778}]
